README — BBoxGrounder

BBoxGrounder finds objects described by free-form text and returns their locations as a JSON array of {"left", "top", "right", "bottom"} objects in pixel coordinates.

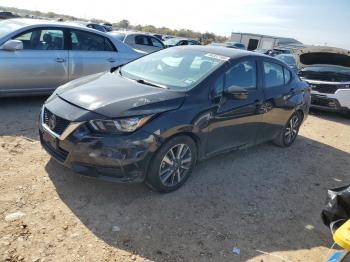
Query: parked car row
[{"left": 208, "top": 41, "right": 246, "bottom": 50}]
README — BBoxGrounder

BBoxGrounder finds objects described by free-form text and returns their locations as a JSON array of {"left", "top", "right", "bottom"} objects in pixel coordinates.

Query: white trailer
[{"left": 231, "top": 32, "right": 302, "bottom": 51}]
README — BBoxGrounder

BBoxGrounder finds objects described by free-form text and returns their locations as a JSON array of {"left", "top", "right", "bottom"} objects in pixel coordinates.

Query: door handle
[
  {"left": 107, "top": 58, "right": 116, "bottom": 63},
  {"left": 55, "top": 57, "right": 65, "bottom": 63}
]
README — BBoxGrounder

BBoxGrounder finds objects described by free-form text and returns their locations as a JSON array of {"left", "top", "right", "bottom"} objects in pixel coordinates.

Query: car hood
[
  {"left": 56, "top": 72, "right": 186, "bottom": 118},
  {"left": 292, "top": 46, "right": 350, "bottom": 70}
]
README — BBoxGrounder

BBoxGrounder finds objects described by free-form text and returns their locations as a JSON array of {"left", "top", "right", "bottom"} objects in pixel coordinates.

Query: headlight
[
  {"left": 89, "top": 115, "right": 152, "bottom": 134},
  {"left": 341, "top": 84, "right": 350, "bottom": 89}
]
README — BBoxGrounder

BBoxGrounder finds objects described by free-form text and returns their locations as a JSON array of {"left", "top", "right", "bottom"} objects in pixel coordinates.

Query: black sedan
[{"left": 39, "top": 46, "right": 311, "bottom": 192}]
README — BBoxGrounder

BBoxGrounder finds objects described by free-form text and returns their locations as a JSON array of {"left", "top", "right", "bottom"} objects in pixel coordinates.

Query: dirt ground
[{"left": 1, "top": 96, "right": 350, "bottom": 262}]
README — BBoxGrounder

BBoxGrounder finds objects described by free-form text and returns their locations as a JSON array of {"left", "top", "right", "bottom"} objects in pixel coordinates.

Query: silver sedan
[{"left": 0, "top": 19, "right": 143, "bottom": 97}]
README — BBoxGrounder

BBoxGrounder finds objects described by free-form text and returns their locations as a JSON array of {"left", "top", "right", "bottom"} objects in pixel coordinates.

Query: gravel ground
[{"left": 1, "top": 96, "right": 350, "bottom": 262}]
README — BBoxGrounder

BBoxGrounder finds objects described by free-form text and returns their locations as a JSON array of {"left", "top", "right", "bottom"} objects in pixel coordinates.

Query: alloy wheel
[
  {"left": 284, "top": 114, "right": 300, "bottom": 144},
  {"left": 159, "top": 144, "right": 192, "bottom": 186}
]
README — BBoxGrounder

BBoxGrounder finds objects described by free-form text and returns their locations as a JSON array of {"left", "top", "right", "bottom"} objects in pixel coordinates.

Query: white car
[
  {"left": 108, "top": 31, "right": 165, "bottom": 54},
  {"left": 293, "top": 46, "right": 350, "bottom": 115}
]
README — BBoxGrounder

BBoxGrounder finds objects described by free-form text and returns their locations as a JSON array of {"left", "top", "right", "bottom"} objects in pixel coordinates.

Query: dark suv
[{"left": 39, "top": 46, "right": 310, "bottom": 192}]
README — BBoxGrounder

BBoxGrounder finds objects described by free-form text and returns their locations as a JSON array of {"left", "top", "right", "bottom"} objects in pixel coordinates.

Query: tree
[{"left": 116, "top": 20, "right": 130, "bottom": 29}]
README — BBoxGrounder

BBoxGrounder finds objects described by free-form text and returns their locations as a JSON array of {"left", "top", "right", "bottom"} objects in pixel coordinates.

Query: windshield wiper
[
  {"left": 136, "top": 79, "right": 168, "bottom": 89},
  {"left": 110, "top": 64, "right": 124, "bottom": 73}
]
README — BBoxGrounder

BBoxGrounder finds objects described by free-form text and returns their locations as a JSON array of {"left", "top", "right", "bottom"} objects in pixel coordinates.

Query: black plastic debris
[{"left": 322, "top": 185, "right": 350, "bottom": 228}]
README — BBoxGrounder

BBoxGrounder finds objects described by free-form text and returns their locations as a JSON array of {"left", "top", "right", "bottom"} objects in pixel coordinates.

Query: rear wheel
[
  {"left": 146, "top": 135, "right": 197, "bottom": 193},
  {"left": 273, "top": 112, "right": 302, "bottom": 147}
]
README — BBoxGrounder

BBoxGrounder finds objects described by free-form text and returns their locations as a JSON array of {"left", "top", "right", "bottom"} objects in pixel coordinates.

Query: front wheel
[
  {"left": 145, "top": 135, "right": 197, "bottom": 193},
  {"left": 273, "top": 112, "right": 302, "bottom": 147}
]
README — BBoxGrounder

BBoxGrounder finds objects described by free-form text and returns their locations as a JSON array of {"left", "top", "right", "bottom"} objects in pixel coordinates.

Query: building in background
[{"left": 230, "top": 32, "right": 303, "bottom": 50}]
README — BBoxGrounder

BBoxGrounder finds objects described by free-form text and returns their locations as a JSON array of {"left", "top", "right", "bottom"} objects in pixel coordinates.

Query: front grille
[
  {"left": 310, "top": 84, "right": 338, "bottom": 94},
  {"left": 43, "top": 108, "right": 70, "bottom": 135},
  {"left": 40, "top": 133, "right": 69, "bottom": 162}
]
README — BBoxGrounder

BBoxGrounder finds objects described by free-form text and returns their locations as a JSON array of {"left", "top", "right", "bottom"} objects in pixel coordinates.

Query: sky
[{"left": 0, "top": 0, "right": 349, "bottom": 49}]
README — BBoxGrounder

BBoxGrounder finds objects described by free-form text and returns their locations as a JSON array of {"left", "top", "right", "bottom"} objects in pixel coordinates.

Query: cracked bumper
[{"left": 39, "top": 123, "right": 159, "bottom": 183}]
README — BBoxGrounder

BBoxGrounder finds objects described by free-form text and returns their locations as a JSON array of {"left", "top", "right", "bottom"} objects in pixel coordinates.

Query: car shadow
[
  {"left": 45, "top": 135, "right": 350, "bottom": 261},
  {"left": 310, "top": 108, "right": 350, "bottom": 125},
  {"left": 0, "top": 96, "right": 47, "bottom": 140}
]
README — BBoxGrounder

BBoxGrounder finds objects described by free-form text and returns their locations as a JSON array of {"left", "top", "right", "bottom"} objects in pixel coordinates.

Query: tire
[
  {"left": 273, "top": 111, "right": 302, "bottom": 147},
  {"left": 145, "top": 135, "right": 197, "bottom": 193}
]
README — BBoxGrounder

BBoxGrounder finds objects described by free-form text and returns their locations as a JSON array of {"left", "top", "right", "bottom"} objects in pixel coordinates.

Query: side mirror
[
  {"left": 223, "top": 86, "right": 249, "bottom": 100},
  {"left": 0, "top": 40, "right": 23, "bottom": 51}
]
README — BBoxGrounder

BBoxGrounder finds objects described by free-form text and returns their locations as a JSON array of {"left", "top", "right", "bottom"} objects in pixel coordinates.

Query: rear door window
[
  {"left": 70, "top": 30, "right": 115, "bottom": 51},
  {"left": 263, "top": 62, "right": 284, "bottom": 88}
]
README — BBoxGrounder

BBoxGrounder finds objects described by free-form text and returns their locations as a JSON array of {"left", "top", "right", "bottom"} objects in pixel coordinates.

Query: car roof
[
  {"left": 5, "top": 18, "right": 102, "bottom": 32},
  {"left": 176, "top": 45, "right": 266, "bottom": 59}
]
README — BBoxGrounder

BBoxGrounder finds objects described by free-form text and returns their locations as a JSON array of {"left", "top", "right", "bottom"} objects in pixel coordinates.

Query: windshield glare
[
  {"left": 0, "top": 20, "right": 23, "bottom": 39},
  {"left": 120, "top": 48, "right": 227, "bottom": 90}
]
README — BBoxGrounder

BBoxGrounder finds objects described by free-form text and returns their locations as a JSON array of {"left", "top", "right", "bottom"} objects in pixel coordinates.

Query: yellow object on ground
[{"left": 334, "top": 220, "right": 350, "bottom": 251}]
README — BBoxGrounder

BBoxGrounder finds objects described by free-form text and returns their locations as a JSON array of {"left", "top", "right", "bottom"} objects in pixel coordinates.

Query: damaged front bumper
[{"left": 39, "top": 108, "right": 160, "bottom": 183}]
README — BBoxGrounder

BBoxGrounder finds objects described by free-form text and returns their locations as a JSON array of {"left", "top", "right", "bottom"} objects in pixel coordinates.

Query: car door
[
  {"left": 206, "top": 57, "right": 264, "bottom": 155},
  {"left": 256, "top": 59, "right": 297, "bottom": 142},
  {"left": 0, "top": 27, "right": 68, "bottom": 94},
  {"left": 68, "top": 29, "right": 118, "bottom": 81}
]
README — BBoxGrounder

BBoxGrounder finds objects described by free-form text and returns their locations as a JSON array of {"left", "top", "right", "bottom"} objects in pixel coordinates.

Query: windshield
[
  {"left": 275, "top": 54, "right": 296, "bottom": 66},
  {"left": 120, "top": 48, "right": 228, "bottom": 90},
  {"left": 0, "top": 20, "right": 23, "bottom": 39},
  {"left": 110, "top": 32, "right": 126, "bottom": 41}
]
